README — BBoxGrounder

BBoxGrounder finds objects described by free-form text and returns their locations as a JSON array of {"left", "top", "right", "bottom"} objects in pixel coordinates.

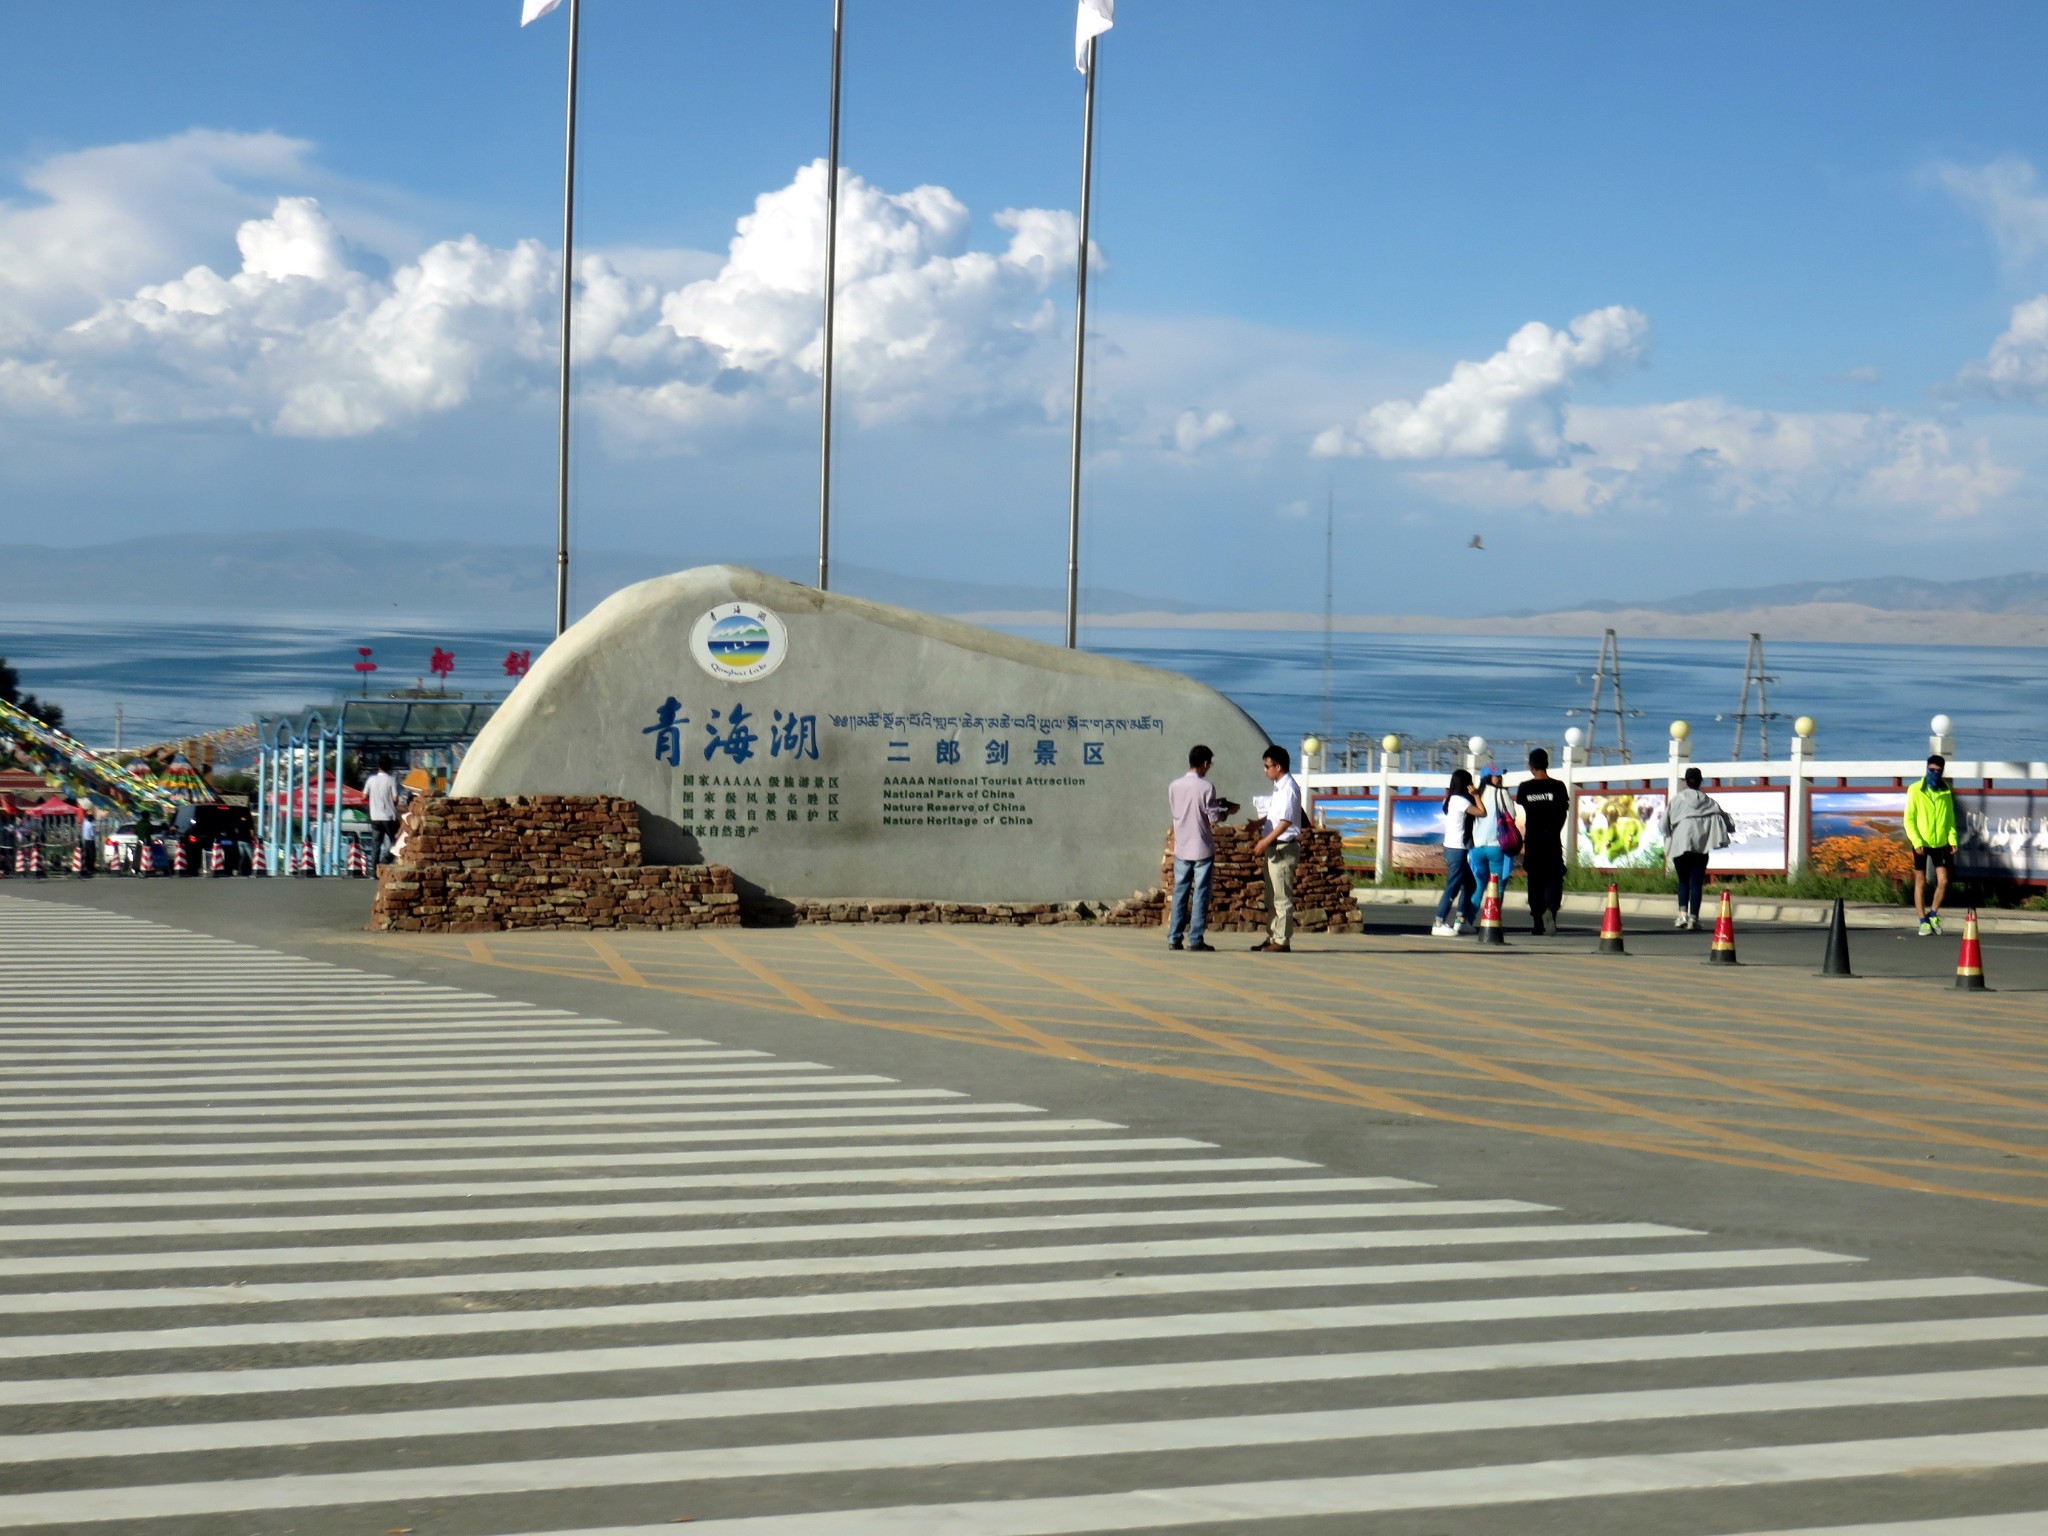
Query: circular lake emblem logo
[{"left": 690, "top": 603, "right": 788, "bottom": 682}]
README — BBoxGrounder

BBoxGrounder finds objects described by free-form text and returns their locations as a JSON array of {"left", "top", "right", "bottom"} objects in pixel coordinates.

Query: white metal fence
[{"left": 1298, "top": 721, "right": 2048, "bottom": 884}]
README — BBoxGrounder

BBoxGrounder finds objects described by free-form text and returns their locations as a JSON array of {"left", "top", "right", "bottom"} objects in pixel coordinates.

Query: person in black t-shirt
[{"left": 1515, "top": 747, "right": 1571, "bottom": 935}]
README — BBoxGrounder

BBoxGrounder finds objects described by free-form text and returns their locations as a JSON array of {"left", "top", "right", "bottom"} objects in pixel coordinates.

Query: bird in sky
[{"left": 1467, "top": 534, "right": 1485, "bottom": 551}]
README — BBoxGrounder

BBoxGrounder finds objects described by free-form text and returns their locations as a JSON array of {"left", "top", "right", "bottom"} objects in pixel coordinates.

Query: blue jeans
[
  {"left": 1168, "top": 857, "right": 1213, "bottom": 946},
  {"left": 1469, "top": 845, "right": 1514, "bottom": 901},
  {"left": 1434, "top": 847, "right": 1477, "bottom": 926},
  {"left": 1673, "top": 852, "right": 1708, "bottom": 918}
]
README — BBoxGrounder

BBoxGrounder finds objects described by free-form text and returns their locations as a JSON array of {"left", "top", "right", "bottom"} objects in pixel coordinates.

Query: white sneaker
[
  {"left": 1430, "top": 922, "right": 1457, "bottom": 937},
  {"left": 1674, "top": 915, "right": 1689, "bottom": 928}
]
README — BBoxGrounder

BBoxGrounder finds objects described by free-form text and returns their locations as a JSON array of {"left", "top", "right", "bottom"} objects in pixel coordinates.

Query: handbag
[{"left": 1493, "top": 787, "right": 1523, "bottom": 855}]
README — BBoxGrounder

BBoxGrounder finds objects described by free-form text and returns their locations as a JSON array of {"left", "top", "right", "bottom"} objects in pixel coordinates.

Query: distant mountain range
[
  {"left": 0, "top": 531, "right": 1209, "bottom": 619},
  {"left": 1541, "top": 574, "right": 2048, "bottom": 618},
  {"left": 8, "top": 533, "right": 2046, "bottom": 640}
]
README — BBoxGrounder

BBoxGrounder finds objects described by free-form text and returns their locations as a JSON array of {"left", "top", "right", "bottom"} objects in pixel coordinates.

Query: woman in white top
[{"left": 1431, "top": 768, "right": 1484, "bottom": 936}]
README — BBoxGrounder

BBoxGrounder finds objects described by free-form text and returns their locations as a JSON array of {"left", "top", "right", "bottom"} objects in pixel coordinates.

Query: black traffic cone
[{"left": 1819, "top": 898, "right": 1854, "bottom": 977}]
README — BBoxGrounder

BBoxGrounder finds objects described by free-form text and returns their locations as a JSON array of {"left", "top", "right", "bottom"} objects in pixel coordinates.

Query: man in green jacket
[{"left": 1905, "top": 753, "right": 1959, "bottom": 936}]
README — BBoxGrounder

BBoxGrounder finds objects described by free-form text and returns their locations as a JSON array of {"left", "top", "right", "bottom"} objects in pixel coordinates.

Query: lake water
[{"left": 2, "top": 604, "right": 2040, "bottom": 762}]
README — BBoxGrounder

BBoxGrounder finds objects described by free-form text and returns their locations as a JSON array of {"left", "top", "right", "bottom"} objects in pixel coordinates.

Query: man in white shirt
[
  {"left": 365, "top": 759, "right": 403, "bottom": 866},
  {"left": 1249, "top": 744, "right": 1302, "bottom": 953},
  {"left": 1165, "top": 745, "right": 1238, "bottom": 952}
]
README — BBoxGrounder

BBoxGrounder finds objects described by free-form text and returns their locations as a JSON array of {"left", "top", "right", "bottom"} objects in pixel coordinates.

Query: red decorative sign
[{"left": 503, "top": 649, "right": 532, "bottom": 678}]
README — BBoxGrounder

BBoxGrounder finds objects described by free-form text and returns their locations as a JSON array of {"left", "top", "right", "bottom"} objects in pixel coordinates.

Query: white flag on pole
[
  {"left": 1075, "top": 0, "right": 1113, "bottom": 72},
  {"left": 521, "top": 0, "right": 563, "bottom": 25}
]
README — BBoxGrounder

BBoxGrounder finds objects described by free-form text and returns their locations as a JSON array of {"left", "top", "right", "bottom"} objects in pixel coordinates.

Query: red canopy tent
[{"left": 22, "top": 797, "right": 84, "bottom": 820}]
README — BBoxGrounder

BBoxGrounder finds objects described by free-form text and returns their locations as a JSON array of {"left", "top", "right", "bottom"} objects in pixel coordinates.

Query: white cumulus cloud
[
  {"left": 1412, "top": 400, "right": 2015, "bottom": 522},
  {"left": 1170, "top": 407, "right": 1237, "bottom": 454},
  {"left": 0, "top": 138, "right": 1080, "bottom": 445},
  {"left": 607, "top": 162, "right": 1075, "bottom": 436},
  {"left": 1314, "top": 306, "right": 1649, "bottom": 465},
  {"left": 1960, "top": 294, "right": 2048, "bottom": 401}
]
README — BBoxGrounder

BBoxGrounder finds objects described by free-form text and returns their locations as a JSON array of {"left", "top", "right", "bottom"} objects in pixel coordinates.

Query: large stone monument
[{"left": 451, "top": 566, "right": 1272, "bottom": 904}]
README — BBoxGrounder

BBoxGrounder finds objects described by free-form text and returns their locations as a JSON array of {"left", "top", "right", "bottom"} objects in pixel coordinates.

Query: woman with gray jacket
[{"left": 1662, "top": 767, "right": 1733, "bottom": 930}]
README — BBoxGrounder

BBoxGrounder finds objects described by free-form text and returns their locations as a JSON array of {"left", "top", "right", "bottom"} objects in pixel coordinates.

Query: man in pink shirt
[{"left": 1166, "top": 745, "right": 1237, "bottom": 952}]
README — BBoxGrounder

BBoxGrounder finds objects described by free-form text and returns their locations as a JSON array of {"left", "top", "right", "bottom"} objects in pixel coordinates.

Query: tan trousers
[{"left": 1265, "top": 841, "right": 1300, "bottom": 946}]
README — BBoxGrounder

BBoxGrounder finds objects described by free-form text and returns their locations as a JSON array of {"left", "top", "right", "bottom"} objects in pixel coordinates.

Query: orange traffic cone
[
  {"left": 207, "top": 844, "right": 226, "bottom": 876},
  {"left": 1708, "top": 889, "right": 1739, "bottom": 964},
  {"left": 1597, "top": 883, "right": 1626, "bottom": 955},
  {"left": 296, "top": 841, "right": 318, "bottom": 877},
  {"left": 1954, "top": 909, "right": 1987, "bottom": 991},
  {"left": 70, "top": 845, "right": 84, "bottom": 876},
  {"left": 27, "top": 844, "right": 42, "bottom": 879},
  {"left": 172, "top": 840, "right": 188, "bottom": 876},
  {"left": 1477, "top": 874, "right": 1506, "bottom": 945},
  {"left": 347, "top": 838, "right": 369, "bottom": 878},
  {"left": 252, "top": 838, "right": 270, "bottom": 876}
]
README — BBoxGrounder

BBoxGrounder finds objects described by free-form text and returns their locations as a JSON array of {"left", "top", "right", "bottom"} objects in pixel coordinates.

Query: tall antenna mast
[
  {"left": 1730, "top": 632, "right": 1780, "bottom": 761},
  {"left": 1320, "top": 485, "right": 1334, "bottom": 743},
  {"left": 1580, "top": 628, "right": 1634, "bottom": 764}
]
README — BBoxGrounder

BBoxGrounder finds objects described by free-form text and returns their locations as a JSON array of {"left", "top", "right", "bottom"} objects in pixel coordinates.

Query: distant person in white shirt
[
  {"left": 1249, "top": 744, "right": 1303, "bottom": 953},
  {"left": 365, "top": 759, "right": 403, "bottom": 866}
]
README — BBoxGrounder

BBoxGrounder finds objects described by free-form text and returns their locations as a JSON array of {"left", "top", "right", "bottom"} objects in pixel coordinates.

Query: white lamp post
[{"left": 1788, "top": 715, "right": 1816, "bottom": 875}]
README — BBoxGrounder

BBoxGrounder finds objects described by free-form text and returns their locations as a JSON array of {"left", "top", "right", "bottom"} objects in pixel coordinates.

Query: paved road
[{"left": 4, "top": 888, "right": 2048, "bottom": 1534}]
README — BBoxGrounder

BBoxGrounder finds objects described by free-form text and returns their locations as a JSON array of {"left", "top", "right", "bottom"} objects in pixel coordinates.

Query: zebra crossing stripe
[
  {"left": 0, "top": 1039, "right": 684, "bottom": 1060},
  {"left": 0, "top": 1073, "right": 897, "bottom": 1122},
  {"left": 0, "top": 1063, "right": 864, "bottom": 1106},
  {"left": 0, "top": 1135, "right": 1209, "bottom": 1186},
  {"left": 0, "top": 1322, "right": 1986, "bottom": 1465},
  {"left": 0, "top": 1040, "right": 724, "bottom": 1064},
  {"left": 0, "top": 1087, "right": 947, "bottom": 1134},
  {"left": 437, "top": 1432, "right": 2048, "bottom": 1536},
  {"left": 0, "top": 1272, "right": 1995, "bottom": 1387},
  {"left": 0, "top": 1221, "right": 1698, "bottom": 1310},
  {"left": 0, "top": 1177, "right": 1429, "bottom": 1241},
  {"left": 0, "top": 1199, "right": 1552, "bottom": 1277},
  {"left": 8, "top": 1374, "right": 2048, "bottom": 1527},
  {"left": 0, "top": 1055, "right": 780, "bottom": 1091},
  {"left": 0, "top": 1105, "right": 1069, "bottom": 1159},
  {"left": 0, "top": 1157, "right": 1311, "bottom": 1212}
]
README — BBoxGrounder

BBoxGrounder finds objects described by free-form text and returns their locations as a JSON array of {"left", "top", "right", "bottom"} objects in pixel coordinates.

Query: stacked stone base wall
[
  {"left": 374, "top": 865, "right": 740, "bottom": 933},
  {"left": 370, "top": 795, "right": 738, "bottom": 933},
  {"left": 1102, "top": 823, "right": 1360, "bottom": 934}
]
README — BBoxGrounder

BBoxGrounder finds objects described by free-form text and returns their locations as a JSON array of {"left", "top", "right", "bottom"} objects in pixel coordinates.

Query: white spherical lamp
[
  {"left": 1302, "top": 735, "right": 1322, "bottom": 758},
  {"left": 1794, "top": 715, "right": 1816, "bottom": 739},
  {"left": 1467, "top": 735, "right": 1487, "bottom": 757},
  {"left": 1931, "top": 714, "right": 1953, "bottom": 737},
  {"left": 1669, "top": 720, "right": 1691, "bottom": 742},
  {"left": 1380, "top": 733, "right": 1401, "bottom": 753},
  {"left": 1564, "top": 727, "right": 1583, "bottom": 749}
]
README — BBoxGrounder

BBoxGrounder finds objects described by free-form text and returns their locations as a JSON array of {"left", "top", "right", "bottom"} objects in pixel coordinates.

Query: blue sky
[{"left": 4, "top": 1, "right": 2048, "bottom": 619}]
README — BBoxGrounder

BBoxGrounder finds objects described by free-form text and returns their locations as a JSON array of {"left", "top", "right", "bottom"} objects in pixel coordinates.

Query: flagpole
[
  {"left": 551, "top": 0, "right": 582, "bottom": 638},
  {"left": 816, "top": 0, "right": 845, "bottom": 593},
  {"left": 1064, "top": 34, "right": 1098, "bottom": 649}
]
